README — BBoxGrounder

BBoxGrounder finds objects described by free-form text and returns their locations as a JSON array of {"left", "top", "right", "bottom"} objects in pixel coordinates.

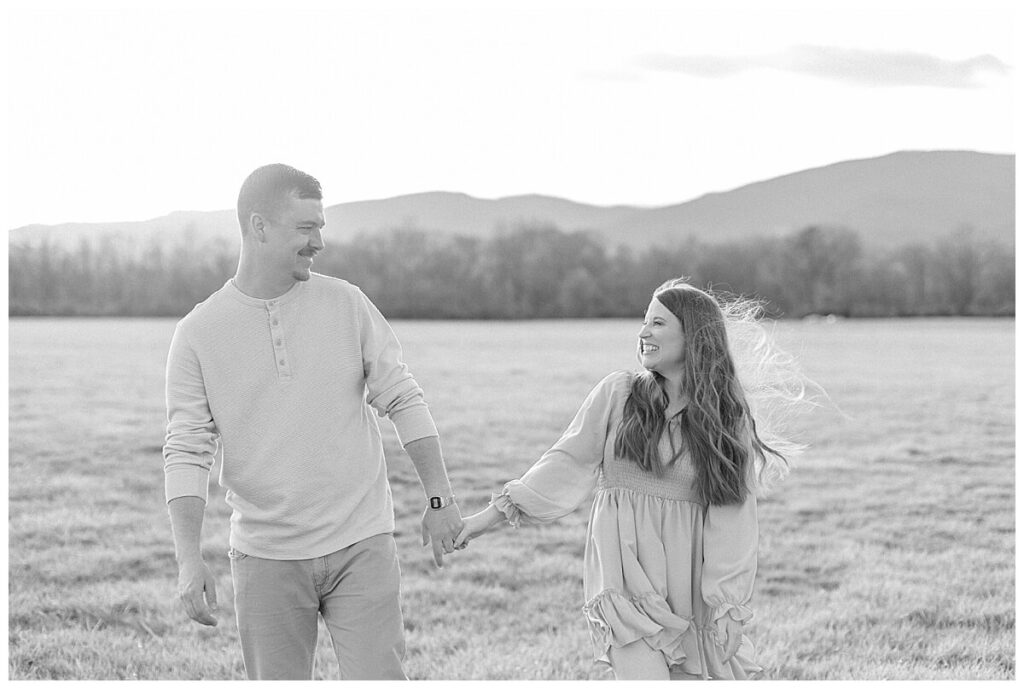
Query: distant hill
[
  {"left": 9, "top": 210, "right": 241, "bottom": 254},
  {"left": 9, "top": 151, "right": 1014, "bottom": 251},
  {"left": 616, "top": 150, "right": 1014, "bottom": 247}
]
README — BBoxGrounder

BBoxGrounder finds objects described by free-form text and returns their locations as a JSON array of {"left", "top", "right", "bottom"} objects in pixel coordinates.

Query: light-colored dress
[{"left": 491, "top": 371, "right": 762, "bottom": 679}]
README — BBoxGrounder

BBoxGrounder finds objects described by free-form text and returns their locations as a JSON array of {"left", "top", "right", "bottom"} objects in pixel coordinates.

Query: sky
[{"left": 3, "top": 0, "right": 1017, "bottom": 229}]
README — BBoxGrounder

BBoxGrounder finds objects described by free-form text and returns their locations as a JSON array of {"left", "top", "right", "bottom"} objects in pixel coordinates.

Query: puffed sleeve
[
  {"left": 701, "top": 420, "right": 761, "bottom": 624},
  {"left": 491, "top": 371, "right": 628, "bottom": 526},
  {"left": 701, "top": 491, "right": 758, "bottom": 624}
]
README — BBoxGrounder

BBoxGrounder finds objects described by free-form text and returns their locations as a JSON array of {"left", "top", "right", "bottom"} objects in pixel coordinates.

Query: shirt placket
[{"left": 266, "top": 299, "right": 292, "bottom": 381}]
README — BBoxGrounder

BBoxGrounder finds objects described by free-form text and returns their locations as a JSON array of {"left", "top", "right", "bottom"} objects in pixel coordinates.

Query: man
[{"left": 163, "top": 163, "right": 463, "bottom": 680}]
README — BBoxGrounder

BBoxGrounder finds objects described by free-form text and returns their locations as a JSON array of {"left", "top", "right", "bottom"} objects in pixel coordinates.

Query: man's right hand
[{"left": 177, "top": 557, "right": 219, "bottom": 626}]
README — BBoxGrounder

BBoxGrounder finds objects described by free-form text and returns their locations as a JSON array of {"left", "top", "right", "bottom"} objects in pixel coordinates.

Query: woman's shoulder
[{"left": 591, "top": 370, "right": 635, "bottom": 399}]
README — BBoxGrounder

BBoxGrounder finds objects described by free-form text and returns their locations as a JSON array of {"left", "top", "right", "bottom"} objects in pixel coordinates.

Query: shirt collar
[{"left": 224, "top": 276, "right": 307, "bottom": 308}]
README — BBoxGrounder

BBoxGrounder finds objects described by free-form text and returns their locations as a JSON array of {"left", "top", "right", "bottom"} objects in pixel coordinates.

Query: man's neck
[{"left": 233, "top": 262, "right": 297, "bottom": 300}]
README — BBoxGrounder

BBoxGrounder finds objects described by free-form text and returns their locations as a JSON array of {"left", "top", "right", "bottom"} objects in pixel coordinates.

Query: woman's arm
[
  {"left": 454, "top": 504, "right": 505, "bottom": 548},
  {"left": 702, "top": 491, "right": 758, "bottom": 662},
  {"left": 455, "top": 371, "right": 629, "bottom": 549},
  {"left": 490, "top": 372, "right": 628, "bottom": 526}
]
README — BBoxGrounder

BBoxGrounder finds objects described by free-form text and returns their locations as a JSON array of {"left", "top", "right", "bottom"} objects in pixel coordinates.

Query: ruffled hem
[
  {"left": 489, "top": 492, "right": 522, "bottom": 528},
  {"left": 584, "top": 588, "right": 693, "bottom": 667},
  {"left": 583, "top": 589, "right": 763, "bottom": 680}
]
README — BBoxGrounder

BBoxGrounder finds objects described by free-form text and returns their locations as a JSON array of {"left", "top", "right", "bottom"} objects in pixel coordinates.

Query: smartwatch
[{"left": 428, "top": 495, "right": 456, "bottom": 510}]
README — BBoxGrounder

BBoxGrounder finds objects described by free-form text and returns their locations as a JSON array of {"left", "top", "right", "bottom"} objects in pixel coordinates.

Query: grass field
[{"left": 7, "top": 316, "right": 1015, "bottom": 680}]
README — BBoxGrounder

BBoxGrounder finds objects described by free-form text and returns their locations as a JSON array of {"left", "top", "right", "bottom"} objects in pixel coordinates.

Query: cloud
[
  {"left": 637, "top": 45, "right": 1011, "bottom": 88},
  {"left": 578, "top": 68, "right": 644, "bottom": 84}
]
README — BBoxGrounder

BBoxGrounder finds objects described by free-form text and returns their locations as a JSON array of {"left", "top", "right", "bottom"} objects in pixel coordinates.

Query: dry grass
[{"left": 7, "top": 316, "right": 1014, "bottom": 679}]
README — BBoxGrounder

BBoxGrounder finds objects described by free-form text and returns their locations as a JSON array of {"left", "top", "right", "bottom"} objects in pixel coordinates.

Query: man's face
[{"left": 259, "top": 193, "right": 325, "bottom": 283}]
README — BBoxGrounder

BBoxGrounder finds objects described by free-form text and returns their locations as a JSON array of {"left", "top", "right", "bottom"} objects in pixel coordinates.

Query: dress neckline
[{"left": 665, "top": 403, "right": 687, "bottom": 420}]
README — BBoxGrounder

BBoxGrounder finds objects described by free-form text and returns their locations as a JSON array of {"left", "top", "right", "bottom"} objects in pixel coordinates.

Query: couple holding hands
[{"left": 164, "top": 164, "right": 804, "bottom": 680}]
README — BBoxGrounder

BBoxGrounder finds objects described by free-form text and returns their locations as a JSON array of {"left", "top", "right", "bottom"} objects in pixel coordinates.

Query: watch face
[{"left": 430, "top": 497, "right": 441, "bottom": 509}]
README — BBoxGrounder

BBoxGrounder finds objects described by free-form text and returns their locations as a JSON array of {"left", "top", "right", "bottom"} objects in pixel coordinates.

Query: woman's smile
[{"left": 637, "top": 298, "right": 685, "bottom": 375}]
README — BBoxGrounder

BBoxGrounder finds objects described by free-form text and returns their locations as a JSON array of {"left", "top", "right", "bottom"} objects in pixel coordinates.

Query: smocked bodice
[{"left": 597, "top": 416, "right": 705, "bottom": 504}]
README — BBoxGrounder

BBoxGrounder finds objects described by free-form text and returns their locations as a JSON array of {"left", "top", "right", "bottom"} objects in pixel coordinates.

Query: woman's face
[{"left": 638, "top": 297, "right": 685, "bottom": 376}]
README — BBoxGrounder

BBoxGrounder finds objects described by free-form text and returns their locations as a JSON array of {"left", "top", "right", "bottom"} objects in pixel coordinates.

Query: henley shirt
[{"left": 163, "top": 273, "right": 439, "bottom": 559}]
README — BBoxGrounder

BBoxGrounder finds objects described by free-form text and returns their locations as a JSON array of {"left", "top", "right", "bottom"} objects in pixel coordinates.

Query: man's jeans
[{"left": 229, "top": 533, "right": 407, "bottom": 680}]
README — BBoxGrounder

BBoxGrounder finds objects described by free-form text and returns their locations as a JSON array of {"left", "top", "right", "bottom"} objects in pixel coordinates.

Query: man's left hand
[{"left": 421, "top": 504, "right": 464, "bottom": 568}]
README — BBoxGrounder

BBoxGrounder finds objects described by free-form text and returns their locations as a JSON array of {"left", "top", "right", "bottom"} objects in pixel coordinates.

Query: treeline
[{"left": 8, "top": 224, "right": 1014, "bottom": 318}]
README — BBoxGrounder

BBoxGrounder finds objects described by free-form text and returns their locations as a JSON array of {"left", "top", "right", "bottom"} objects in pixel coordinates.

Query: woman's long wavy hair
[{"left": 614, "top": 278, "right": 808, "bottom": 506}]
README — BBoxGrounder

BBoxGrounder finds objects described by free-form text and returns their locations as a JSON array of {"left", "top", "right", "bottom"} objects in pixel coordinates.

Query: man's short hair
[{"left": 237, "top": 164, "right": 322, "bottom": 232}]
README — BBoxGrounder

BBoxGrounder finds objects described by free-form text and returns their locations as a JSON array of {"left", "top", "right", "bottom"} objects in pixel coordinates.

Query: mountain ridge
[{"left": 9, "top": 150, "right": 1013, "bottom": 250}]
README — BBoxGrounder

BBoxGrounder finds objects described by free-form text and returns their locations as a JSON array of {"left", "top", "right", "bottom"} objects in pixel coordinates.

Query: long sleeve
[
  {"left": 701, "top": 489, "right": 759, "bottom": 624},
  {"left": 357, "top": 289, "right": 438, "bottom": 445},
  {"left": 492, "top": 372, "right": 626, "bottom": 526},
  {"left": 163, "top": 323, "right": 220, "bottom": 503}
]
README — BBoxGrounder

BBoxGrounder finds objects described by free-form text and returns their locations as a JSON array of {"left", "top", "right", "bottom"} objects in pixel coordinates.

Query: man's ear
[{"left": 249, "top": 213, "right": 266, "bottom": 242}]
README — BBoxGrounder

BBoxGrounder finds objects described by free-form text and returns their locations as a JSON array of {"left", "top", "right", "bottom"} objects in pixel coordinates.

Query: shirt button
[
  {"left": 268, "top": 301, "right": 275, "bottom": 306},
  {"left": 275, "top": 339, "right": 282, "bottom": 346},
  {"left": 279, "top": 359, "right": 286, "bottom": 366},
  {"left": 272, "top": 319, "right": 279, "bottom": 326}
]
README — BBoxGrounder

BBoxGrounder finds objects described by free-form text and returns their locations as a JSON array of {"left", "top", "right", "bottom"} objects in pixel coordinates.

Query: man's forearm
[
  {"left": 403, "top": 436, "right": 454, "bottom": 498},
  {"left": 168, "top": 495, "right": 207, "bottom": 563},
  {"left": 406, "top": 435, "right": 462, "bottom": 566}
]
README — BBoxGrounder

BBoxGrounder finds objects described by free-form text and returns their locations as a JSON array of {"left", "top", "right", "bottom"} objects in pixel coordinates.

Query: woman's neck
[{"left": 660, "top": 375, "right": 689, "bottom": 416}]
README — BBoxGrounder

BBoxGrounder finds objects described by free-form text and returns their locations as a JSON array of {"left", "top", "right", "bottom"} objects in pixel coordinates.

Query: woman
[{"left": 456, "top": 278, "right": 805, "bottom": 680}]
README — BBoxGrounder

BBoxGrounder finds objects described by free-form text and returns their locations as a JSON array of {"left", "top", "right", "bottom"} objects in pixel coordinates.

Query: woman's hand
[
  {"left": 454, "top": 504, "right": 505, "bottom": 549},
  {"left": 715, "top": 615, "right": 743, "bottom": 662}
]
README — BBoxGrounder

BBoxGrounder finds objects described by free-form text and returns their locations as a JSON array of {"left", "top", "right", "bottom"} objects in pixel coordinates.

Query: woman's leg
[{"left": 609, "top": 640, "right": 671, "bottom": 680}]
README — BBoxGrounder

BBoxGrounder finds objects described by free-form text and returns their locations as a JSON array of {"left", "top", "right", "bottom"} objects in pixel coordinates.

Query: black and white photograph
[{"left": 6, "top": 0, "right": 1015, "bottom": 680}]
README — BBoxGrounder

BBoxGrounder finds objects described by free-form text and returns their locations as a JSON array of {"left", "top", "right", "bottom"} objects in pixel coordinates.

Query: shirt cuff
[
  {"left": 392, "top": 407, "right": 439, "bottom": 446},
  {"left": 164, "top": 464, "right": 211, "bottom": 504}
]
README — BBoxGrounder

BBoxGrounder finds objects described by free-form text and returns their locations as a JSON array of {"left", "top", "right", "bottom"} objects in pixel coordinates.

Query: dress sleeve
[
  {"left": 701, "top": 491, "right": 758, "bottom": 624},
  {"left": 491, "top": 372, "right": 626, "bottom": 526}
]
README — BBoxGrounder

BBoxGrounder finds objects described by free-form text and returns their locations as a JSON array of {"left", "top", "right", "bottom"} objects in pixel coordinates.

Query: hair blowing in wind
[{"left": 615, "top": 279, "right": 816, "bottom": 506}]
